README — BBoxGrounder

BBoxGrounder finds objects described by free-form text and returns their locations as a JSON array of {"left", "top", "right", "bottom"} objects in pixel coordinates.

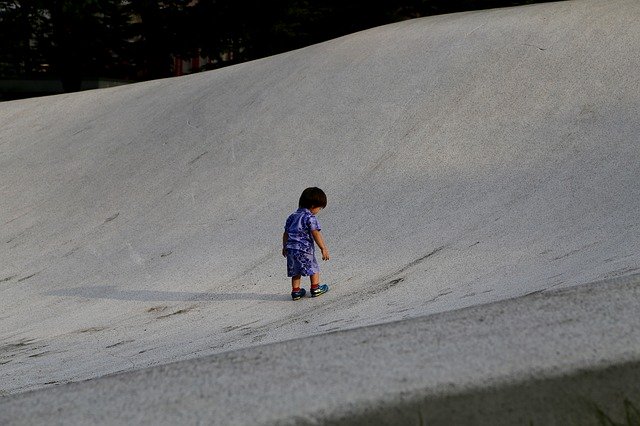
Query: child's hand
[
  {"left": 282, "top": 248, "right": 287, "bottom": 257},
  {"left": 311, "top": 230, "right": 329, "bottom": 261},
  {"left": 321, "top": 247, "right": 330, "bottom": 261}
]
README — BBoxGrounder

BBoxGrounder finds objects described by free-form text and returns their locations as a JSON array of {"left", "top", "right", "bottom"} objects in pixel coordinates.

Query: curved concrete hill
[{"left": 1, "top": 0, "right": 639, "bottom": 400}]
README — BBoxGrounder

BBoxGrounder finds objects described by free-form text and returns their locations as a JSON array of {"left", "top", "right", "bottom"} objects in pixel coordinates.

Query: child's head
[{"left": 299, "top": 187, "right": 327, "bottom": 210}]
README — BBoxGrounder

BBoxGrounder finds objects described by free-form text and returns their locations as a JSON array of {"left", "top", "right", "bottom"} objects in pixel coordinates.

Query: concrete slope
[{"left": 1, "top": 0, "right": 639, "bottom": 397}]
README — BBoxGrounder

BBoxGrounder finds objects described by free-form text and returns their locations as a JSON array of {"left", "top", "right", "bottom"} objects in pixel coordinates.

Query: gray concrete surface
[
  {"left": 2, "top": 274, "right": 640, "bottom": 425},
  {"left": 1, "top": 0, "right": 640, "bottom": 422}
]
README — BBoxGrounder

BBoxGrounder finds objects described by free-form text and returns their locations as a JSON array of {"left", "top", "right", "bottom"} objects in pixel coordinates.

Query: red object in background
[{"left": 174, "top": 57, "right": 183, "bottom": 76}]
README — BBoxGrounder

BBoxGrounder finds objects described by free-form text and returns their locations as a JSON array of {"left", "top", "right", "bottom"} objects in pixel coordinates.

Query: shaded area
[
  {"left": 338, "top": 360, "right": 640, "bottom": 425},
  {"left": 46, "top": 286, "right": 287, "bottom": 302}
]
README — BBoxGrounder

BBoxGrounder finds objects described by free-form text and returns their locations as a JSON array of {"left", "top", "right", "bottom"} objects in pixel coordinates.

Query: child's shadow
[{"left": 46, "top": 286, "right": 288, "bottom": 302}]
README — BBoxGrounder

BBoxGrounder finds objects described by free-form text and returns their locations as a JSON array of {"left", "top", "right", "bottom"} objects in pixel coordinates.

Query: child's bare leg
[
  {"left": 292, "top": 275, "right": 302, "bottom": 290},
  {"left": 310, "top": 273, "right": 320, "bottom": 288}
]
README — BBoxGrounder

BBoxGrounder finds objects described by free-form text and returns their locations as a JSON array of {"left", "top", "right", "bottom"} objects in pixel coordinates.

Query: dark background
[{"left": 0, "top": 0, "right": 560, "bottom": 99}]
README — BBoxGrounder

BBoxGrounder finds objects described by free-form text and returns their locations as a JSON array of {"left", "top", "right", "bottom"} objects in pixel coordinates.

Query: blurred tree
[
  {"left": 0, "top": 1, "right": 49, "bottom": 77},
  {"left": 0, "top": 0, "right": 132, "bottom": 91},
  {"left": 49, "top": 0, "right": 109, "bottom": 91},
  {"left": 191, "top": 0, "right": 273, "bottom": 67},
  {"left": 125, "top": 0, "right": 193, "bottom": 80}
]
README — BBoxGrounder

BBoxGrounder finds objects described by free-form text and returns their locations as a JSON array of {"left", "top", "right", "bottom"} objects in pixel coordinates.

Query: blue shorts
[{"left": 286, "top": 249, "right": 319, "bottom": 277}]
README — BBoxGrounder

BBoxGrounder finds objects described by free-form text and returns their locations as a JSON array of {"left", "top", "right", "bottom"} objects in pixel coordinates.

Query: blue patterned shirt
[{"left": 284, "top": 208, "right": 321, "bottom": 254}]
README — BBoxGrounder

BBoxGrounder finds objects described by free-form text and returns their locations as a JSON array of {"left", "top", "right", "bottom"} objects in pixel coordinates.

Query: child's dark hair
[{"left": 299, "top": 187, "right": 327, "bottom": 209}]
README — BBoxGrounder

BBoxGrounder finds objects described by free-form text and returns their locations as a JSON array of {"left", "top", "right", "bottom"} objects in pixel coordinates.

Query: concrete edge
[
  {"left": 290, "top": 274, "right": 640, "bottom": 425},
  {"left": 313, "top": 357, "right": 640, "bottom": 426}
]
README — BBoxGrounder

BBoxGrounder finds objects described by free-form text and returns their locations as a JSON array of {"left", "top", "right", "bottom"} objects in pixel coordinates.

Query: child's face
[{"left": 310, "top": 206, "right": 323, "bottom": 215}]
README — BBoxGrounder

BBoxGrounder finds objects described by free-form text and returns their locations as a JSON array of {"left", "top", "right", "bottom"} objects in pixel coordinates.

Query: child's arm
[
  {"left": 311, "top": 230, "right": 330, "bottom": 261},
  {"left": 282, "top": 232, "right": 288, "bottom": 257}
]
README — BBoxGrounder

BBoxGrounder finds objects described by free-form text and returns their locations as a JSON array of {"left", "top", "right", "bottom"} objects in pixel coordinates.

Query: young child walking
[{"left": 282, "top": 187, "right": 330, "bottom": 300}]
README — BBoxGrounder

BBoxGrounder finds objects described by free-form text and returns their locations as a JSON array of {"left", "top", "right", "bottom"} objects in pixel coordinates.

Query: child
[{"left": 282, "top": 187, "right": 330, "bottom": 300}]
